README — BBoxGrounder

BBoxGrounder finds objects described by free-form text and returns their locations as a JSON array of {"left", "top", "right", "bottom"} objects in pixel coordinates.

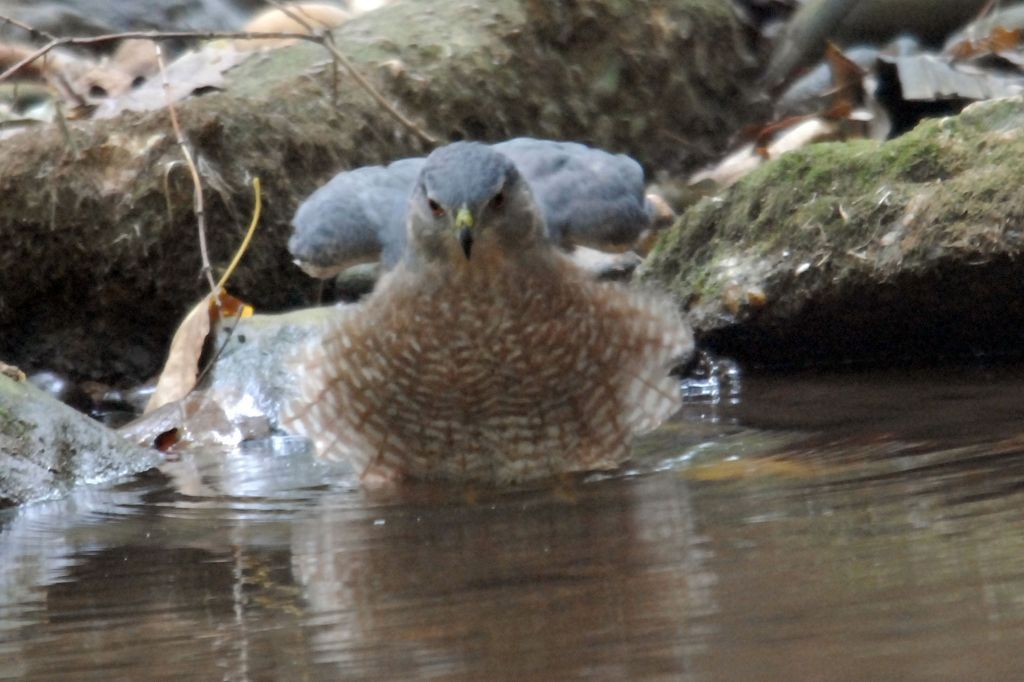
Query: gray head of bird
[{"left": 407, "top": 141, "right": 543, "bottom": 264}]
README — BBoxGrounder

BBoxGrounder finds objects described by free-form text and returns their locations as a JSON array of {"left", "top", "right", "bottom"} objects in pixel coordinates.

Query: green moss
[
  {"left": 642, "top": 97, "right": 1024, "bottom": 347},
  {"left": 0, "top": 378, "right": 36, "bottom": 441},
  {"left": 943, "top": 97, "right": 1024, "bottom": 136},
  {"left": 627, "top": 95, "right": 1024, "bottom": 365},
  {"left": 0, "top": 405, "right": 32, "bottom": 440},
  {"left": 709, "top": 124, "right": 965, "bottom": 253}
]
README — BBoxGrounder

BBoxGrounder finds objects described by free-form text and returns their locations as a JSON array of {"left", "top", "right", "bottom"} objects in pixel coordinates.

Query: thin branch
[
  {"left": 319, "top": 33, "right": 435, "bottom": 144},
  {"left": 0, "top": 16, "right": 439, "bottom": 144},
  {"left": 0, "top": 37, "right": 59, "bottom": 84},
  {"left": 0, "top": 14, "right": 58, "bottom": 42},
  {"left": 261, "top": 1, "right": 435, "bottom": 144},
  {"left": 155, "top": 41, "right": 217, "bottom": 295}
]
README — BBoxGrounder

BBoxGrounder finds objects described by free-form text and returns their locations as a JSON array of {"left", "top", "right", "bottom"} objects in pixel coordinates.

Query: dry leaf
[
  {"left": 216, "top": 290, "right": 253, "bottom": 319},
  {"left": 145, "top": 290, "right": 253, "bottom": 414},
  {"left": 688, "top": 144, "right": 762, "bottom": 190},
  {"left": 688, "top": 117, "right": 839, "bottom": 190},
  {"left": 823, "top": 41, "right": 866, "bottom": 112},
  {"left": 93, "top": 44, "right": 251, "bottom": 119},
  {"left": 0, "top": 360, "right": 26, "bottom": 382},
  {"left": 236, "top": 3, "right": 351, "bottom": 51},
  {"left": 145, "top": 295, "right": 214, "bottom": 413},
  {"left": 949, "top": 26, "right": 1024, "bottom": 60},
  {"left": 0, "top": 42, "right": 51, "bottom": 80}
]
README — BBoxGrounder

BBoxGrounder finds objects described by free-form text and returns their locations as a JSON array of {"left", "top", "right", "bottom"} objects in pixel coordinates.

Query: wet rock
[
  {"left": 642, "top": 96, "right": 1024, "bottom": 368},
  {"left": 117, "top": 308, "right": 330, "bottom": 450},
  {"left": 0, "top": 374, "right": 161, "bottom": 507},
  {"left": 201, "top": 308, "right": 331, "bottom": 425},
  {"left": 27, "top": 370, "right": 92, "bottom": 414},
  {"left": 88, "top": 386, "right": 142, "bottom": 428}
]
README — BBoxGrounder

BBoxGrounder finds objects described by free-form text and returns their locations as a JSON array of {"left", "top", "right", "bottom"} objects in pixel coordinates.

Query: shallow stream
[{"left": 3, "top": 365, "right": 1024, "bottom": 680}]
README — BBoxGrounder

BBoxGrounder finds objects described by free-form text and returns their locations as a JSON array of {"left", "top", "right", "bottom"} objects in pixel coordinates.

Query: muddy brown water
[{"left": 3, "top": 366, "right": 1024, "bottom": 680}]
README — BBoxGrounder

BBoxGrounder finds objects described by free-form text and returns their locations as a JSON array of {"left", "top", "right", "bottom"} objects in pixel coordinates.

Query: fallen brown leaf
[
  {"left": 144, "top": 296, "right": 214, "bottom": 414},
  {"left": 0, "top": 360, "right": 26, "bottom": 382},
  {"left": 145, "top": 289, "right": 253, "bottom": 414},
  {"left": 235, "top": 2, "right": 351, "bottom": 51},
  {"left": 93, "top": 43, "right": 250, "bottom": 119}
]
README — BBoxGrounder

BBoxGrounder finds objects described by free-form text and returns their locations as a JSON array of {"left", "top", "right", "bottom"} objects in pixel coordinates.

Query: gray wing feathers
[
  {"left": 288, "top": 158, "right": 423, "bottom": 275},
  {"left": 495, "top": 138, "right": 650, "bottom": 250},
  {"left": 288, "top": 139, "right": 652, "bottom": 275}
]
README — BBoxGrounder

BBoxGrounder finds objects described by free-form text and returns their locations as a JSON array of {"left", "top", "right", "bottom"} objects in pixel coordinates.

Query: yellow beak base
[{"left": 455, "top": 205, "right": 474, "bottom": 259}]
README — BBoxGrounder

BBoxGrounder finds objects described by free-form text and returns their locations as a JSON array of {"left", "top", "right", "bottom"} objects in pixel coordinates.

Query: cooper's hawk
[{"left": 281, "top": 140, "right": 693, "bottom": 484}]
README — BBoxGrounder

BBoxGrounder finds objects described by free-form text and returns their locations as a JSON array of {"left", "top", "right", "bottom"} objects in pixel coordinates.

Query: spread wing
[
  {"left": 287, "top": 157, "right": 423, "bottom": 278},
  {"left": 288, "top": 139, "right": 658, "bottom": 278},
  {"left": 495, "top": 138, "right": 653, "bottom": 251}
]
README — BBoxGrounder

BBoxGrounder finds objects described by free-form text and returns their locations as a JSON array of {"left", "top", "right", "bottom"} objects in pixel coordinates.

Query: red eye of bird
[
  {"left": 428, "top": 198, "right": 445, "bottom": 217},
  {"left": 492, "top": 191, "right": 505, "bottom": 210}
]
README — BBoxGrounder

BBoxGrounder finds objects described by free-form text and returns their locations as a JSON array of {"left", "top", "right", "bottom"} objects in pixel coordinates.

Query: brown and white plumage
[{"left": 281, "top": 142, "right": 692, "bottom": 484}]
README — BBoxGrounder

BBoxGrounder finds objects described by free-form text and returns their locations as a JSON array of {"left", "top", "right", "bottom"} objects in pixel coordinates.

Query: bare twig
[
  {"left": 0, "top": 15, "right": 439, "bottom": 144},
  {"left": 3, "top": 38, "right": 72, "bottom": 84},
  {"left": 0, "top": 43, "right": 49, "bottom": 79},
  {"left": 265, "top": 1, "right": 344, "bottom": 108},
  {"left": 155, "top": 42, "right": 217, "bottom": 295},
  {"left": 0, "top": 14, "right": 58, "bottom": 42},
  {"left": 320, "top": 34, "right": 435, "bottom": 143},
  {"left": 265, "top": 0, "right": 438, "bottom": 145},
  {"left": 976, "top": 0, "right": 997, "bottom": 22}
]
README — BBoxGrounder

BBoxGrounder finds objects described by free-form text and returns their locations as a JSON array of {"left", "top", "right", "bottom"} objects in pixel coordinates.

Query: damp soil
[{"left": 3, "top": 364, "right": 1024, "bottom": 680}]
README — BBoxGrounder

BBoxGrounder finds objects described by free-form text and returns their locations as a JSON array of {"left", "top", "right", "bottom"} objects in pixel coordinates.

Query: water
[{"left": 3, "top": 366, "right": 1024, "bottom": 680}]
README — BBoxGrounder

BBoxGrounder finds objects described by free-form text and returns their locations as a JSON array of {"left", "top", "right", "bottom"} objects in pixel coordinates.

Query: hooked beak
[{"left": 455, "top": 205, "right": 474, "bottom": 259}]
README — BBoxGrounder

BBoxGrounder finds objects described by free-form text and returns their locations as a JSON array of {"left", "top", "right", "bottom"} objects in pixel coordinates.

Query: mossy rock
[
  {"left": 0, "top": 375, "right": 160, "bottom": 507},
  {"left": 643, "top": 97, "right": 1024, "bottom": 367}
]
